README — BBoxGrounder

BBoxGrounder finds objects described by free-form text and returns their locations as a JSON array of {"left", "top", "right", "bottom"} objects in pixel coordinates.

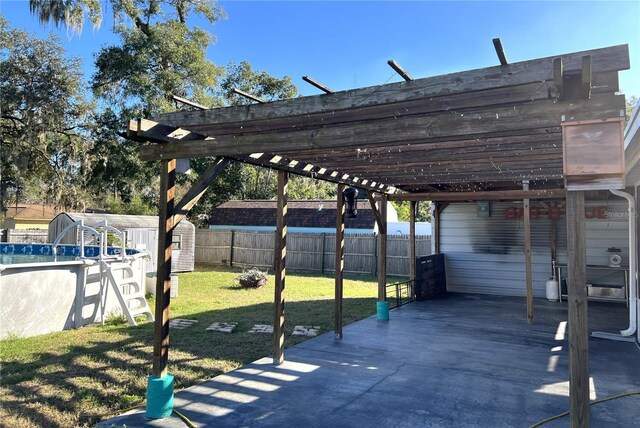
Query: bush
[{"left": 235, "top": 268, "right": 268, "bottom": 288}]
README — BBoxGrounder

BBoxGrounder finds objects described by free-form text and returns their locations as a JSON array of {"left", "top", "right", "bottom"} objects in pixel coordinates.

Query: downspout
[{"left": 610, "top": 189, "right": 637, "bottom": 336}]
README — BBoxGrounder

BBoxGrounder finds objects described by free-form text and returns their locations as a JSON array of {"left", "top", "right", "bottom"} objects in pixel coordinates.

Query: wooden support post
[
  {"left": 410, "top": 201, "right": 417, "bottom": 299},
  {"left": 433, "top": 202, "right": 441, "bottom": 255},
  {"left": 378, "top": 195, "right": 388, "bottom": 302},
  {"left": 524, "top": 198, "right": 534, "bottom": 324},
  {"left": 335, "top": 184, "right": 345, "bottom": 339},
  {"left": 152, "top": 159, "right": 176, "bottom": 378},
  {"left": 566, "top": 191, "right": 590, "bottom": 427},
  {"left": 273, "top": 170, "right": 288, "bottom": 365}
]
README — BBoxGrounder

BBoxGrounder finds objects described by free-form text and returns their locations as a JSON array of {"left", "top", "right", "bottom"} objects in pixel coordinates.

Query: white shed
[{"left": 48, "top": 212, "right": 195, "bottom": 272}]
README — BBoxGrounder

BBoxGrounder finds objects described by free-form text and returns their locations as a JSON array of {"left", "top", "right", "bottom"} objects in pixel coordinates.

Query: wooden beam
[
  {"left": 566, "top": 191, "right": 590, "bottom": 427},
  {"left": 387, "top": 189, "right": 566, "bottom": 202},
  {"left": 524, "top": 197, "right": 533, "bottom": 324},
  {"left": 232, "top": 88, "right": 266, "bottom": 104},
  {"left": 157, "top": 45, "right": 628, "bottom": 127},
  {"left": 152, "top": 159, "right": 176, "bottom": 378},
  {"left": 335, "top": 184, "right": 345, "bottom": 339},
  {"left": 582, "top": 55, "right": 592, "bottom": 99},
  {"left": 130, "top": 119, "right": 395, "bottom": 194},
  {"left": 173, "top": 158, "right": 230, "bottom": 226},
  {"left": 140, "top": 95, "right": 625, "bottom": 159},
  {"left": 302, "top": 76, "right": 334, "bottom": 94},
  {"left": 171, "top": 94, "right": 209, "bottom": 110},
  {"left": 492, "top": 38, "right": 509, "bottom": 65},
  {"left": 410, "top": 200, "right": 417, "bottom": 298},
  {"left": 378, "top": 194, "right": 388, "bottom": 302},
  {"left": 273, "top": 170, "right": 288, "bottom": 365},
  {"left": 387, "top": 59, "right": 413, "bottom": 81},
  {"left": 240, "top": 152, "right": 395, "bottom": 194}
]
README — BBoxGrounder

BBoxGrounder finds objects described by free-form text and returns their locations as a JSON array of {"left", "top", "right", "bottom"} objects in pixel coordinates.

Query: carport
[{"left": 127, "top": 43, "right": 633, "bottom": 426}]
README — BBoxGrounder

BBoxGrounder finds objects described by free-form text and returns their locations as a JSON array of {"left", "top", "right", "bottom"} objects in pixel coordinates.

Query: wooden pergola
[{"left": 129, "top": 43, "right": 630, "bottom": 426}]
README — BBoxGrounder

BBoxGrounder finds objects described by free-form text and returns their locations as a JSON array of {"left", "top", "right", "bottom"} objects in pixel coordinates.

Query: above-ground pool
[{"left": 0, "top": 243, "right": 148, "bottom": 339}]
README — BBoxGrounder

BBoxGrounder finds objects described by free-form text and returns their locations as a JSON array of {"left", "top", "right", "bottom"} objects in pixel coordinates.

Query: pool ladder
[
  {"left": 101, "top": 259, "right": 154, "bottom": 326},
  {"left": 52, "top": 220, "right": 154, "bottom": 326}
]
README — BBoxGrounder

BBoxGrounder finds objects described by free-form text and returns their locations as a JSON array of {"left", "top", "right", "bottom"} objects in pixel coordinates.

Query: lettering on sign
[{"left": 504, "top": 205, "right": 626, "bottom": 220}]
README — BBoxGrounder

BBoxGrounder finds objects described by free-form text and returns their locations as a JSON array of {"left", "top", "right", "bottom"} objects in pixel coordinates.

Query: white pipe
[{"left": 610, "top": 189, "right": 637, "bottom": 336}]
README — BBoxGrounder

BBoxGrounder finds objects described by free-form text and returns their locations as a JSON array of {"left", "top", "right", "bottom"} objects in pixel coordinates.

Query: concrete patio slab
[{"left": 97, "top": 294, "right": 640, "bottom": 427}]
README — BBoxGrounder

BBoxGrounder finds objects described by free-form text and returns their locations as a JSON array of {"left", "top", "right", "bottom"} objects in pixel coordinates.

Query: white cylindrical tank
[{"left": 546, "top": 278, "right": 559, "bottom": 301}]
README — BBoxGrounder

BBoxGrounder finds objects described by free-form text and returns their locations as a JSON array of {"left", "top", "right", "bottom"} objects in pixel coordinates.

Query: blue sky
[{"left": 1, "top": 0, "right": 639, "bottom": 97}]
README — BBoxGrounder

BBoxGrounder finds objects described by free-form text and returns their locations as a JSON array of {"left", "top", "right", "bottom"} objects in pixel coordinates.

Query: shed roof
[
  {"left": 130, "top": 44, "right": 629, "bottom": 196},
  {"left": 53, "top": 212, "right": 195, "bottom": 231},
  {"left": 209, "top": 200, "right": 377, "bottom": 229}
]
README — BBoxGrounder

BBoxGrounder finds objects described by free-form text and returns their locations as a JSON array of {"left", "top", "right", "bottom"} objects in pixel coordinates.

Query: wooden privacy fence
[
  {"left": 1, "top": 229, "right": 49, "bottom": 243},
  {"left": 195, "top": 229, "right": 431, "bottom": 276}
]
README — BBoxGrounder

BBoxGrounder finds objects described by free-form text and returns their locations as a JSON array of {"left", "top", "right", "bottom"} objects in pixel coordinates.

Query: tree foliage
[
  {"left": 0, "top": 17, "right": 95, "bottom": 210},
  {"left": 391, "top": 201, "right": 432, "bottom": 222},
  {"left": 8, "top": 2, "right": 353, "bottom": 222}
]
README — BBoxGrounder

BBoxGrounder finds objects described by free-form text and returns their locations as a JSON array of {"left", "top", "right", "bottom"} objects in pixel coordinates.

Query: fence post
[
  {"left": 228, "top": 230, "right": 234, "bottom": 267},
  {"left": 320, "top": 233, "right": 326, "bottom": 273}
]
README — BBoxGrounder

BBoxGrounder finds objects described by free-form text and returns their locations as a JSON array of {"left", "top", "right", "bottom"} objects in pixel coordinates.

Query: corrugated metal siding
[
  {"left": 441, "top": 199, "right": 631, "bottom": 297},
  {"left": 441, "top": 202, "right": 553, "bottom": 298},
  {"left": 556, "top": 199, "right": 630, "bottom": 286}
]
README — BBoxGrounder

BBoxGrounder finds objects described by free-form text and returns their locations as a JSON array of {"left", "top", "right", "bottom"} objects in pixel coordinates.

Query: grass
[{"left": 0, "top": 265, "right": 382, "bottom": 427}]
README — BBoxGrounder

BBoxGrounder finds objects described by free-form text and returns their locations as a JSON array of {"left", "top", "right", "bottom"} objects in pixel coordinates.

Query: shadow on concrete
[{"left": 96, "top": 294, "right": 640, "bottom": 428}]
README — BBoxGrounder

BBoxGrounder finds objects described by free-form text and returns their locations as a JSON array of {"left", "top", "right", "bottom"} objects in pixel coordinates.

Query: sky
[{"left": 1, "top": 0, "right": 639, "bottom": 98}]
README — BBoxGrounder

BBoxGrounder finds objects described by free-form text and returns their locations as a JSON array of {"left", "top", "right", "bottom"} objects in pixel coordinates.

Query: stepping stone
[
  {"left": 248, "top": 324, "right": 273, "bottom": 334},
  {"left": 292, "top": 325, "right": 321, "bottom": 337},
  {"left": 169, "top": 319, "right": 198, "bottom": 330},
  {"left": 206, "top": 322, "right": 238, "bottom": 333}
]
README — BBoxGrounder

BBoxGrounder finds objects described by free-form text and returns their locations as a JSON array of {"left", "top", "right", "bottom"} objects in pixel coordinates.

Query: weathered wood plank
[
  {"left": 285, "top": 134, "right": 563, "bottom": 163},
  {"left": 387, "top": 189, "right": 565, "bottom": 202},
  {"left": 273, "top": 170, "right": 287, "bottom": 365},
  {"left": 153, "top": 159, "right": 176, "bottom": 378},
  {"left": 566, "top": 191, "right": 590, "bottom": 427},
  {"left": 132, "top": 119, "right": 395, "bottom": 193},
  {"left": 156, "top": 45, "right": 628, "bottom": 127},
  {"left": 335, "top": 184, "right": 345, "bottom": 339},
  {"left": 139, "top": 95, "right": 625, "bottom": 159}
]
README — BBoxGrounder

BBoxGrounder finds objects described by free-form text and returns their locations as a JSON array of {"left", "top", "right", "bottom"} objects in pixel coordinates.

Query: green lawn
[{"left": 0, "top": 266, "right": 380, "bottom": 427}]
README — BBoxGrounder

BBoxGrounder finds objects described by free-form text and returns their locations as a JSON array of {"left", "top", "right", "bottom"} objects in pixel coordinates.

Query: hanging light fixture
[{"left": 344, "top": 187, "right": 358, "bottom": 218}]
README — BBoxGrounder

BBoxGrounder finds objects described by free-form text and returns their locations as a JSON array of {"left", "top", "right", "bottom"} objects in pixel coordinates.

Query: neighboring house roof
[
  {"left": 209, "top": 200, "right": 380, "bottom": 230},
  {"left": 51, "top": 212, "right": 194, "bottom": 231},
  {"left": 4, "top": 204, "right": 60, "bottom": 221}
]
